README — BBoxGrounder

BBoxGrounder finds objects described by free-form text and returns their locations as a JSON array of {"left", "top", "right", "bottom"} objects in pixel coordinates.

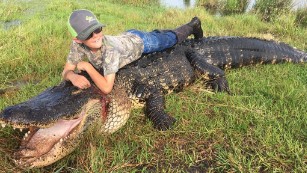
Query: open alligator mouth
[
  {"left": 14, "top": 99, "right": 103, "bottom": 168},
  {"left": 0, "top": 77, "right": 132, "bottom": 168},
  {"left": 0, "top": 81, "right": 107, "bottom": 168}
]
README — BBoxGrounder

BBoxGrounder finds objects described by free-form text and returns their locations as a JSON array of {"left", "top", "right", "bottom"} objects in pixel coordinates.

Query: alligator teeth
[
  {"left": 20, "top": 128, "right": 23, "bottom": 132},
  {"left": 60, "top": 138, "right": 63, "bottom": 142},
  {"left": 1, "top": 124, "right": 5, "bottom": 128},
  {"left": 24, "top": 133, "right": 28, "bottom": 138}
]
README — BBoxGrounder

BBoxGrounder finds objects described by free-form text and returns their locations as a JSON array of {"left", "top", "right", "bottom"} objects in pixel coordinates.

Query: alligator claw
[
  {"left": 207, "top": 77, "right": 231, "bottom": 94},
  {"left": 151, "top": 113, "right": 176, "bottom": 131},
  {"left": 133, "top": 84, "right": 146, "bottom": 98}
]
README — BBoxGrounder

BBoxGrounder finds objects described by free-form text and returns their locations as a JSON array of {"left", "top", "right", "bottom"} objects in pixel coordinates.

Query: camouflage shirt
[{"left": 67, "top": 32, "right": 144, "bottom": 75}]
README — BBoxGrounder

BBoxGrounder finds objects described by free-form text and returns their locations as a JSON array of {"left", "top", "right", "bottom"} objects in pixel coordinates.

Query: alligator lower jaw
[
  {"left": 1, "top": 99, "right": 102, "bottom": 169},
  {"left": 14, "top": 117, "right": 84, "bottom": 168}
]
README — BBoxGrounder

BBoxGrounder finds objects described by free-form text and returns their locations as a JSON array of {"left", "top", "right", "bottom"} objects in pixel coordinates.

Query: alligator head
[{"left": 0, "top": 76, "right": 132, "bottom": 168}]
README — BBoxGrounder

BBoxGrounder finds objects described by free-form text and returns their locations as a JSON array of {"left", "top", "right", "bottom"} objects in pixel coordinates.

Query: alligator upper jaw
[{"left": 1, "top": 99, "right": 103, "bottom": 169}]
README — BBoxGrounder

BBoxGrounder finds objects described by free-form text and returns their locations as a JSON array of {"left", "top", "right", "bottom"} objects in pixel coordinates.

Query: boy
[{"left": 62, "top": 9, "right": 203, "bottom": 94}]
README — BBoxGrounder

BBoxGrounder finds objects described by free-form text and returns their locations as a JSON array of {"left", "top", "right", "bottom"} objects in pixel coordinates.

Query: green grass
[{"left": 0, "top": 0, "right": 306, "bottom": 172}]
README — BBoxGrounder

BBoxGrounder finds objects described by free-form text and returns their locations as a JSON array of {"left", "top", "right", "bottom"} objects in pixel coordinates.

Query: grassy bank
[{"left": 0, "top": 0, "right": 306, "bottom": 172}]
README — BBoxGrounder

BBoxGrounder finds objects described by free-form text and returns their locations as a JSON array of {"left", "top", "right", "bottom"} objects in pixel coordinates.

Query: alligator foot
[
  {"left": 149, "top": 112, "right": 176, "bottom": 131},
  {"left": 136, "top": 84, "right": 177, "bottom": 130},
  {"left": 207, "top": 77, "right": 231, "bottom": 94}
]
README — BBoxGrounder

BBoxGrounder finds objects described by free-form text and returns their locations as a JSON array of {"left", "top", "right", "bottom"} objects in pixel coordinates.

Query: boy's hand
[
  {"left": 70, "top": 74, "right": 91, "bottom": 89},
  {"left": 62, "top": 62, "right": 91, "bottom": 89}
]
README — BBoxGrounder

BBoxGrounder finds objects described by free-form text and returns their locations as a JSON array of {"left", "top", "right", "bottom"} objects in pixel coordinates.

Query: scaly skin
[
  {"left": 114, "top": 36, "right": 307, "bottom": 129},
  {"left": 0, "top": 36, "right": 306, "bottom": 168}
]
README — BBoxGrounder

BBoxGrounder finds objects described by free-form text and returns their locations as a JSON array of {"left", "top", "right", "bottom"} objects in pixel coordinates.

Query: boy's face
[{"left": 76, "top": 29, "right": 104, "bottom": 52}]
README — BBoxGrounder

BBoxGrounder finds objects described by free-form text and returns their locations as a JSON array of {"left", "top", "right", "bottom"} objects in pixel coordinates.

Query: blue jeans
[{"left": 127, "top": 29, "right": 177, "bottom": 54}]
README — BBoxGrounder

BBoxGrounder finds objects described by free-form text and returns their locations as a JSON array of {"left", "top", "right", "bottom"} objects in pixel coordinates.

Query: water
[
  {"left": 160, "top": 0, "right": 197, "bottom": 9},
  {"left": 160, "top": 0, "right": 307, "bottom": 10},
  {"left": 291, "top": 0, "right": 307, "bottom": 9},
  {"left": 1, "top": 20, "right": 22, "bottom": 30}
]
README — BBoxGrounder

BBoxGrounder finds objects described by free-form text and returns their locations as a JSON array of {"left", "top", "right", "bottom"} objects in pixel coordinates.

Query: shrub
[
  {"left": 254, "top": 0, "right": 292, "bottom": 22},
  {"left": 198, "top": 0, "right": 249, "bottom": 15},
  {"left": 220, "top": 0, "right": 249, "bottom": 15},
  {"left": 295, "top": 7, "right": 307, "bottom": 27}
]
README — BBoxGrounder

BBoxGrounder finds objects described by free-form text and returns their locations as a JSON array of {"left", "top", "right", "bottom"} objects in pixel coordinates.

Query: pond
[
  {"left": 160, "top": 0, "right": 307, "bottom": 10},
  {"left": 160, "top": 0, "right": 197, "bottom": 9}
]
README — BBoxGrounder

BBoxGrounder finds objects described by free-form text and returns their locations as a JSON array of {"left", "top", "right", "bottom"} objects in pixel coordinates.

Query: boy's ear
[{"left": 73, "top": 38, "right": 83, "bottom": 44}]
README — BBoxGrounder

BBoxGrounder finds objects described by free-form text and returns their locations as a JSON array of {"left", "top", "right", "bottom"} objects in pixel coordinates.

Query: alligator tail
[{"left": 186, "top": 37, "right": 307, "bottom": 69}]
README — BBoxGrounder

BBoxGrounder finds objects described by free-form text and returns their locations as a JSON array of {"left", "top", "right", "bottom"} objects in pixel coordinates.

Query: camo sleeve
[
  {"left": 102, "top": 48, "right": 121, "bottom": 75},
  {"left": 66, "top": 41, "right": 86, "bottom": 65}
]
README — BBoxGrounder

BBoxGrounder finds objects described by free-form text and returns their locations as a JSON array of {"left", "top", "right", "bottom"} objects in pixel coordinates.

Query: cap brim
[{"left": 77, "top": 23, "right": 105, "bottom": 40}]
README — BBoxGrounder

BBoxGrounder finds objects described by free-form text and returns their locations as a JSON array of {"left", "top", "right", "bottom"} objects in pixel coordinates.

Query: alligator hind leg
[{"left": 185, "top": 50, "right": 231, "bottom": 94}]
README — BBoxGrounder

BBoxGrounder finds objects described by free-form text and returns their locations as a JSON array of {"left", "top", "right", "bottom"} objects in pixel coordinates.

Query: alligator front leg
[
  {"left": 133, "top": 84, "right": 176, "bottom": 130},
  {"left": 185, "top": 50, "right": 231, "bottom": 94},
  {"left": 145, "top": 89, "right": 176, "bottom": 130}
]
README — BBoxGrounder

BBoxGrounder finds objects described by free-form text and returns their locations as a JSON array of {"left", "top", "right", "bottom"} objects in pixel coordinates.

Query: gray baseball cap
[{"left": 68, "top": 9, "right": 105, "bottom": 40}]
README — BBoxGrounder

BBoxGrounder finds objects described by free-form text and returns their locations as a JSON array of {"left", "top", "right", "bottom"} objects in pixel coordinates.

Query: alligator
[{"left": 0, "top": 36, "right": 306, "bottom": 169}]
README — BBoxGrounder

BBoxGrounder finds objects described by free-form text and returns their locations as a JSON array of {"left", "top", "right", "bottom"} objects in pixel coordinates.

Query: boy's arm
[
  {"left": 77, "top": 61, "right": 115, "bottom": 94},
  {"left": 62, "top": 62, "right": 91, "bottom": 89}
]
